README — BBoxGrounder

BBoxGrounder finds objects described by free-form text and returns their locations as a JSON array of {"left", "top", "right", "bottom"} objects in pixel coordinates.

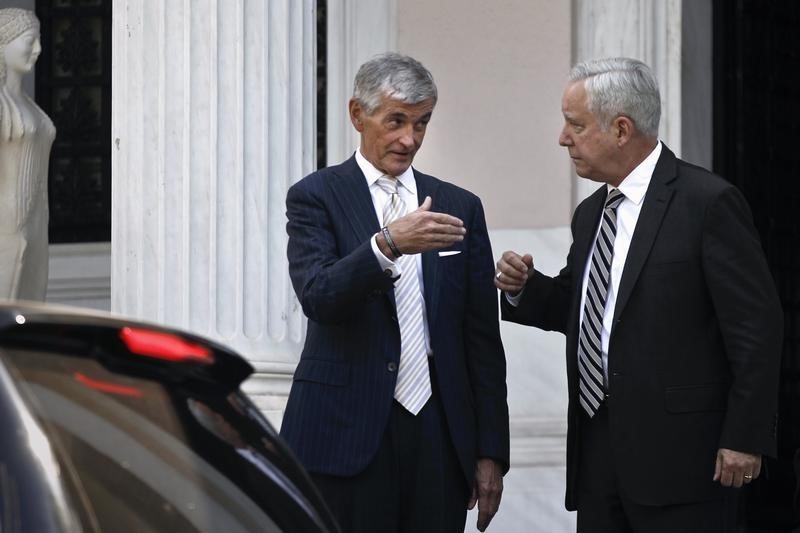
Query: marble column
[
  {"left": 111, "top": 0, "right": 316, "bottom": 425},
  {"left": 573, "top": 0, "right": 682, "bottom": 203},
  {"left": 326, "top": 0, "right": 396, "bottom": 165}
]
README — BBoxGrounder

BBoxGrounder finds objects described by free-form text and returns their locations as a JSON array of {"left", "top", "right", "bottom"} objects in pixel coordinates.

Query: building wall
[
  {"left": 395, "top": 2, "right": 576, "bottom": 531},
  {"left": 396, "top": 0, "right": 573, "bottom": 231}
]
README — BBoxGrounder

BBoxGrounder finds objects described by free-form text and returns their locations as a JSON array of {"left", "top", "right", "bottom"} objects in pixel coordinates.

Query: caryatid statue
[{"left": 0, "top": 8, "right": 55, "bottom": 301}]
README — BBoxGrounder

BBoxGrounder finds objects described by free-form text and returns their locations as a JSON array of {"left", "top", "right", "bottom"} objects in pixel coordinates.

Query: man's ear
[
  {"left": 349, "top": 99, "right": 365, "bottom": 132},
  {"left": 613, "top": 116, "right": 635, "bottom": 147}
]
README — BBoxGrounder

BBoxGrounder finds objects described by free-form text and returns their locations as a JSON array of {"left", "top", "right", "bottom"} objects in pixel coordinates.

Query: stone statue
[{"left": 0, "top": 9, "right": 55, "bottom": 301}]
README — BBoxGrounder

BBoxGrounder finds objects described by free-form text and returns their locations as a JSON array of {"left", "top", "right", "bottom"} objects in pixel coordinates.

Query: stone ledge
[
  {"left": 46, "top": 242, "right": 111, "bottom": 311},
  {"left": 510, "top": 416, "right": 568, "bottom": 467}
]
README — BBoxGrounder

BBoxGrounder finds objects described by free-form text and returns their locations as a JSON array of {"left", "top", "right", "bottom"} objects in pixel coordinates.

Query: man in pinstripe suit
[{"left": 282, "top": 53, "right": 509, "bottom": 532}]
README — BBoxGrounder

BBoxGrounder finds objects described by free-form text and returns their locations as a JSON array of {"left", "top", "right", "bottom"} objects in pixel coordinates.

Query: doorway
[{"left": 714, "top": 1, "right": 800, "bottom": 529}]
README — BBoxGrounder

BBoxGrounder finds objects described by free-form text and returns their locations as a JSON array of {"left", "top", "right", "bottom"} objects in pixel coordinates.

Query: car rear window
[{"left": 0, "top": 347, "right": 319, "bottom": 533}]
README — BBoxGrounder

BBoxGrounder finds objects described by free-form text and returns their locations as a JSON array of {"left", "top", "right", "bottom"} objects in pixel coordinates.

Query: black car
[{"left": 0, "top": 302, "right": 338, "bottom": 533}]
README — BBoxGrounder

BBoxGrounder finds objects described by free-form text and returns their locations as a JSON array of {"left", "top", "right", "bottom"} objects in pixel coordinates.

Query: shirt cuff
[
  {"left": 505, "top": 289, "right": 524, "bottom": 307},
  {"left": 371, "top": 233, "right": 401, "bottom": 278}
]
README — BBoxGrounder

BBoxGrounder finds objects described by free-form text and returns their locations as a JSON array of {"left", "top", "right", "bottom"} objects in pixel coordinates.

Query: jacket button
[
  {"left": 387, "top": 362, "right": 397, "bottom": 372},
  {"left": 383, "top": 268, "right": 393, "bottom": 277}
]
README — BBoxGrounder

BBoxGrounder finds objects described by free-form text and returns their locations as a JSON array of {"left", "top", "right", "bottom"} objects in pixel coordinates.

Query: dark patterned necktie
[{"left": 578, "top": 188, "right": 625, "bottom": 417}]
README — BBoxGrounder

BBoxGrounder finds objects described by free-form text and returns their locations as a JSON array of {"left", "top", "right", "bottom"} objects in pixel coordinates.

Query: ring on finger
[
  {"left": 744, "top": 473, "right": 753, "bottom": 480},
  {"left": 495, "top": 271, "right": 502, "bottom": 279}
]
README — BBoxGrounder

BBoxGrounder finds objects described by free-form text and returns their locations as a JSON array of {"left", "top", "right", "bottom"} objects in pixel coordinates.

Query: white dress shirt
[
  {"left": 579, "top": 141, "right": 662, "bottom": 383},
  {"left": 356, "top": 149, "right": 432, "bottom": 354}
]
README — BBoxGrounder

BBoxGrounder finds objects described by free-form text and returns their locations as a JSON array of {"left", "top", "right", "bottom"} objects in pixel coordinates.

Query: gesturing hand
[
  {"left": 494, "top": 250, "right": 534, "bottom": 296},
  {"left": 387, "top": 196, "right": 465, "bottom": 254}
]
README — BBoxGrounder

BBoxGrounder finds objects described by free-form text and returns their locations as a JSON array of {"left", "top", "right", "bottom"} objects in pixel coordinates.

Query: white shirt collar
[
  {"left": 610, "top": 141, "right": 662, "bottom": 205},
  {"left": 355, "top": 149, "right": 417, "bottom": 195}
]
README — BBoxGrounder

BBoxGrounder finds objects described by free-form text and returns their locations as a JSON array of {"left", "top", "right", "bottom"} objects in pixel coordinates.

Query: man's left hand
[
  {"left": 713, "top": 448, "right": 762, "bottom": 488},
  {"left": 467, "top": 458, "right": 503, "bottom": 531}
]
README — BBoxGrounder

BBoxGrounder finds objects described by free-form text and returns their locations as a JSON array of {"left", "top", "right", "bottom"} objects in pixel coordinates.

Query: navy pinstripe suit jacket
[{"left": 281, "top": 155, "right": 510, "bottom": 483}]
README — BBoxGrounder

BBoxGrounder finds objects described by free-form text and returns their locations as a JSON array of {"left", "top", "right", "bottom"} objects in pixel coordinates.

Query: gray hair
[
  {"left": 568, "top": 57, "right": 661, "bottom": 137},
  {"left": 353, "top": 52, "right": 437, "bottom": 115}
]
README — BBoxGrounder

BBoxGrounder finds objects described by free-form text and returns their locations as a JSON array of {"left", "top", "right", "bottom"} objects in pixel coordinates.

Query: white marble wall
[
  {"left": 111, "top": 0, "right": 316, "bottom": 422},
  {"left": 472, "top": 226, "right": 576, "bottom": 533},
  {"left": 46, "top": 243, "right": 111, "bottom": 311}
]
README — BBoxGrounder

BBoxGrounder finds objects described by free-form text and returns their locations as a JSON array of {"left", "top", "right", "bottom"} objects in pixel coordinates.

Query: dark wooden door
[{"left": 714, "top": 1, "right": 800, "bottom": 530}]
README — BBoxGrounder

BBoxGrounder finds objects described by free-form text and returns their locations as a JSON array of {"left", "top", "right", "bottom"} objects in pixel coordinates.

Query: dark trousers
[
  {"left": 311, "top": 367, "right": 468, "bottom": 533},
  {"left": 576, "top": 405, "right": 739, "bottom": 533}
]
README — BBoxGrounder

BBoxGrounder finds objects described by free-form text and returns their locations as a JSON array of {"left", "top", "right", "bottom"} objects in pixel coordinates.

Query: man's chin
[
  {"left": 384, "top": 159, "right": 413, "bottom": 176},
  {"left": 573, "top": 165, "right": 590, "bottom": 178},
  {"left": 573, "top": 167, "right": 606, "bottom": 183}
]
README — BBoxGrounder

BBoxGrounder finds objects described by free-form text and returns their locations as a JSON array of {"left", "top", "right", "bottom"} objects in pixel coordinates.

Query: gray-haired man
[
  {"left": 496, "top": 57, "right": 782, "bottom": 532},
  {"left": 282, "top": 52, "right": 509, "bottom": 532}
]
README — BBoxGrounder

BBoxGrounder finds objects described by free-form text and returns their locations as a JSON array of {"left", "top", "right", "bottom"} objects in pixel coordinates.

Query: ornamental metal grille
[{"left": 35, "top": 0, "right": 112, "bottom": 243}]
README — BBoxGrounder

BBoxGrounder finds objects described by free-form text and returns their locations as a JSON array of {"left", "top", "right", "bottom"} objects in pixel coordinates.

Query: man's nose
[
  {"left": 558, "top": 129, "right": 571, "bottom": 146},
  {"left": 398, "top": 126, "right": 415, "bottom": 147}
]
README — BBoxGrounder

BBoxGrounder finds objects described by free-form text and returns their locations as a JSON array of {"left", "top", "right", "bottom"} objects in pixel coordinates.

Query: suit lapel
[
  {"left": 612, "top": 147, "right": 677, "bottom": 323},
  {"left": 572, "top": 187, "right": 607, "bottom": 311},
  {"left": 328, "top": 156, "right": 397, "bottom": 309},
  {"left": 415, "top": 171, "right": 442, "bottom": 325},
  {"left": 328, "top": 155, "right": 382, "bottom": 244}
]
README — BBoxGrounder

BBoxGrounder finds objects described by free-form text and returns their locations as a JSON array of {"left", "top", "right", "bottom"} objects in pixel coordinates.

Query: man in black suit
[
  {"left": 282, "top": 52, "right": 509, "bottom": 532},
  {"left": 496, "top": 57, "right": 782, "bottom": 532}
]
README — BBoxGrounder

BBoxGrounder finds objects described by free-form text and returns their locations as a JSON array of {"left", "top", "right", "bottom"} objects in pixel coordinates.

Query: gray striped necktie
[
  {"left": 376, "top": 175, "right": 431, "bottom": 415},
  {"left": 578, "top": 187, "right": 625, "bottom": 417}
]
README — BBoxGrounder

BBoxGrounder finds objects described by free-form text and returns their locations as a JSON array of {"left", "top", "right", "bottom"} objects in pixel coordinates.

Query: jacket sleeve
[
  {"left": 462, "top": 198, "right": 510, "bottom": 471},
  {"left": 286, "top": 178, "right": 395, "bottom": 323},
  {"left": 702, "top": 185, "right": 783, "bottom": 457},
  {"left": 500, "top": 209, "right": 579, "bottom": 335}
]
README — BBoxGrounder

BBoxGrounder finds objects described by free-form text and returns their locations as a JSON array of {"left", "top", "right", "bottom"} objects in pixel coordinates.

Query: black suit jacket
[
  {"left": 502, "top": 145, "right": 782, "bottom": 508},
  {"left": 281, "top": 155, "right": 509, "bottom": 484}
]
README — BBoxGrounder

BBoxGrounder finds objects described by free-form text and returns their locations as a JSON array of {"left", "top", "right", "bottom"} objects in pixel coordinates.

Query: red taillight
[
  {"left": 119, "top": 327, "right": 214, "bottom": 364},
  {"left": 74, "top": 372, "right": 143, "bottom": 397}
]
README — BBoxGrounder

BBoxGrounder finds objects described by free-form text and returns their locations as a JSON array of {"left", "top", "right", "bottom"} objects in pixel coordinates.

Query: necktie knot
[
  {"left": 605, "top": 188, "right": 625, "bottom": 211},
  {"left": 376, "top": 175, "right": 400, "bottom": 196},
  {"left": 379, "top": 175, "right": 406, "bottom": 226}
]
